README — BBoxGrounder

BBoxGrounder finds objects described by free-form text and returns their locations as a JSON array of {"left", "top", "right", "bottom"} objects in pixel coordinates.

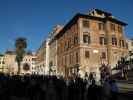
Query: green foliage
[{"left": 15, "top": 37, "right": 27, "bottom": 75}]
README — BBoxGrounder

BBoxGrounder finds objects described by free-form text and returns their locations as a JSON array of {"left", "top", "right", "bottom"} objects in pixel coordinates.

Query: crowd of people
[{"left": 0, "top": 72, "right": 119, "bottom": 100}]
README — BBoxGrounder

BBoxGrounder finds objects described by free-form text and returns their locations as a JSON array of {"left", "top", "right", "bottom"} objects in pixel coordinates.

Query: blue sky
[{"left": 0, "top": 0, "right": 133, "bottom": 53}]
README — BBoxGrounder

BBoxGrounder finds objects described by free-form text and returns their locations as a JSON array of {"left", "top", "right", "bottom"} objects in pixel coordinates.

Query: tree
[{"left": 15, "top": 37, "right": 27, "bottom": 75}]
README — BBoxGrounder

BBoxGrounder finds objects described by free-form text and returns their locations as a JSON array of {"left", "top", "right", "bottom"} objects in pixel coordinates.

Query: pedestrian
[
  {"left": 102, "top": 79, "right": 112, "bottom": 100},
  {"left": 87, "top": 79, "right": 99, "bottom": 100},
  {"left": 109, "top": 79, "right": 119, "bottom": 100}
]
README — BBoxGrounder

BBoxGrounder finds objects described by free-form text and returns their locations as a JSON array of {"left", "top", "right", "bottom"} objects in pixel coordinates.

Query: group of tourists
[
  {"left": 116, "top": 59, "right": 131, "bottom": 80},
  {"left": 0, "top": 72, "right": 119, "bottom": 100}
]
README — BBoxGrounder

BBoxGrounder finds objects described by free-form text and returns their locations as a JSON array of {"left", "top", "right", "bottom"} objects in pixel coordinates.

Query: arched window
[{"left": 23, "top": 63, "right": 30, "bottom": 71}]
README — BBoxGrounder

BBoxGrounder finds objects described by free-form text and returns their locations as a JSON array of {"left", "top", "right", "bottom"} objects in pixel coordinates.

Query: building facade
[
  {"left": 21, "top": 54, "right": 36, "bottom": 75},
  {"left": 48, "top": 25, "right": 63, "bottom": 75},
  {"left": 3, "top": 50, "right": 36, "bottom": 75},
  {"left": 35, "top": 25, "right": 63, "bottom": 75},
  {"left": 35, "top": 39, "right": 50, "bottom": 75},
  {"left": 0, "top": 54, "right": 7, "bottom": 73},
  {"left": 56, "top": 9, "right": 128, "bottom": 78},
  {"left": 4, "top": 51, "right": 17, "bottom": 74},
  {"left": 127, "top": 39, "right": 133, "bottom": 53}
]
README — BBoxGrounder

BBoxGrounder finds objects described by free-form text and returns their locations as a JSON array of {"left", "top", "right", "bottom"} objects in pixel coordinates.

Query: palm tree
[{"left": 15, "top": 37, "right": 27, "bottom": 75}]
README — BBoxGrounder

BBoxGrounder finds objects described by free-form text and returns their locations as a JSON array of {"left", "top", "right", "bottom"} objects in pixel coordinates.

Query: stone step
[
  {"left": 112, "top": 70, "right": 133, "bottom": 79},
  {"left": 117, "top": 83, "right": 133, "bottom": 93},
  {"left": 117, "top": 80, "right": 133, "bottom": 84}
]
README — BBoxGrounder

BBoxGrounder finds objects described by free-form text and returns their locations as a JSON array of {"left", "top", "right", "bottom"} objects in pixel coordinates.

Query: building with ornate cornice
[{"left": 56, "top": 9, "right": 128, "bottom": 79}]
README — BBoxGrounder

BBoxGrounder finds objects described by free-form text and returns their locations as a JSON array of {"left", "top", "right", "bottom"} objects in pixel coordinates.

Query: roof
[
  {"left": 48, "top": 25, "right": 64, "bottom": 44},
  {"left": 56, "top": 12, "right": 127, "bottom": 39},
  {"left": 90, "top": 8, "right": 112, "bottom": 16},
  {"left": 5, "top": 50, "right": 15, "bottom": 55}
]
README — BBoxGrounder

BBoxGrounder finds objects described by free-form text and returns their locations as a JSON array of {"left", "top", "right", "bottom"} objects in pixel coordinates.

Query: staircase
[
  {"left": 112, "top": 69, "right": 133, "bottom": 83},
  {"left": 112, "top": 69, "right": 133, "bottom": 93}
]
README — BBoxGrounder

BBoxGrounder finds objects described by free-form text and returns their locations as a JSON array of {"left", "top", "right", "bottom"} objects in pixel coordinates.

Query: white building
[
  {"left": 3, "top": 50, "right": 37, "bottom": 75},
  {"left": 35, "top": 38, "right": 50, "bottom": 75},
  {"left": 21, "top": 54, "right": 36, "bottom": 75},
  {"left": 127, "top": 38, "right": 133, "bottom": 52},
  {"left": 35, "top": 25, "right": 63, "bottom": 75},
  {"left": 0, "top": 54, "right": 7, "bottom": 73},
  {"left": 48, "top": 25, "right": 63, "bottom": 75},
  {"left": 4, "top": 51, "right": 17, "bottom": 74}
]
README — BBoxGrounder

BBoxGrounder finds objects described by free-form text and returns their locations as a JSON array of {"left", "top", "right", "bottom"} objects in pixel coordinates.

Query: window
[
  {"left": 122, "top": 40, "right": 125, "bottom": 47},
  {"left": 76, "top": 52, "right": 78, "bottom": 63},
  {"left": 126, "top": 43, "right": 128, "bottom": 49},
  {"left": 65, "top": 41, "right": 69, "bottom": 50},
  {"left": 99, "top": 37, "right": 107, "bottom": 45},
  {"left": 65, "top": 56, "right": 67, "bottom": 65},
  {"left": 119, "top": 40, "right": 121, "bottom": 47},
  {"left": 74, "top": 36, "right": 79, "bottom": 45},
  {"left": 83, "top": 34, "right": 90, "bottom": 44},
  {"left": 132, "top": 42, "right": 133, "bottom": 46},
  {"left": 32, "top": 58, "right": 36, "bottom": 61},
  {"left": 98, "top": 23, "right": 105, "bottom": 30},
  {"left": 112, "top": 37, "right": 117, "bottom": 45},
  {"left": 111, "top": 23, "right": 115, "bottom": 31},
  {"left": 85, "top": 51, "right": 90, "bottom": 58},
  {"left": 118, "top": 25, "right": 122, "bottom": 33},
  {"left": 68, "top": 41, "right": 70, "bottom": 49},
  {"left": 83, "top": 20, "right": 90, "bottom": 28},
  {"left": 100, "top": 37, "right": 103, "bottom": 45},
  {"left": 69, "top": 55, "right": 71, "bottom": 64},
  {"left": 2, "top": 61, "right": 5, "bottom": 64},
  {"left": 119, "top": 40, "right": 125, "bottom": 47},
  {"left": 64, "top": 42, "right": 67, "bottom": 51},
  {"left": 72, "top": 54, "right": 74, "bottom": 64},
  {"left": 101, "top": 52, "right": 106, "bottom": 59}
]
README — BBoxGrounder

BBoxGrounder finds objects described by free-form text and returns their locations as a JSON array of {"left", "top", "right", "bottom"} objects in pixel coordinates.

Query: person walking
[
  {"left": 101, "top": 79, "right": 112, "bottom": 100},
  {"left": 109, "top": 79, "right": 119, "bottom": 100}
]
